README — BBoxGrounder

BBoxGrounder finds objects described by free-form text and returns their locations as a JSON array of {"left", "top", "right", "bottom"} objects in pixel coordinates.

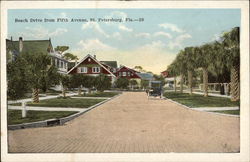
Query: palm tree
[
  {"left": 175, "top": 50, "right": 187, "bottom": 93},
  {"left": 194, "top": 44, "right": 215, "bottom": 97},
  {"left": 60, "top": 75, "right": 71, "bottom": 97},
  {"left": 183, "top": 47, "right": 196, "bottom": 95},
  {"left": 221, "top": 27, "right": 240, "bottom": 101},
  {"left": 167, "top": 61, "right": 178, "bottom": 92}
]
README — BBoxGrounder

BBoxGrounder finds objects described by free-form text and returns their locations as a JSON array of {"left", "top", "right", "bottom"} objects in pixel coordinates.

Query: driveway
[{"left": 8, "top": 92, "right": 239, "bottom": 153}]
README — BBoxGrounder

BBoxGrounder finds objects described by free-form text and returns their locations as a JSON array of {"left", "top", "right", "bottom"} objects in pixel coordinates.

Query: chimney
[
  {"left": 11, "top": 36, "right": 13, "bottom": 41},
  {"left": 75, "top": 59, "right": 78, "bottom": 66},
  {"left": 19, "top": 37, "right": 23, "bottom": 53},
  {"left": 93, "top": 55, "right": 96, "bottom": 59}
]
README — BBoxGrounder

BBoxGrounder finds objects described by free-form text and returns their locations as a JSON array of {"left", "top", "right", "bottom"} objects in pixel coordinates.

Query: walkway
[
  {"left": 7, "top": 92, "right": 78, "bottom": 104},
  {"left": 8, "top": 105, "right": 84, "bottom": 112},
  {"left": 8, "top": 92, "right": 239, "bottom": 153}
]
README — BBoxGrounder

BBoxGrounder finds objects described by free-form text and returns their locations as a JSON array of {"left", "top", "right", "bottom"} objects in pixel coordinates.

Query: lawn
[
  {"left": 8, "top": 110, "right": 77, "bottom": 125},
  {"left": 10, "top": 97, "right": 105, "bottom": 108},
  {"left": 212, "top": 110, "right": 240, "bottom": 115},
  {"left": 164, "top": 92, "right": 240, "bottom": 108},
  {"left": 76, "top": 92, "right": 119, "bottom": 97}
]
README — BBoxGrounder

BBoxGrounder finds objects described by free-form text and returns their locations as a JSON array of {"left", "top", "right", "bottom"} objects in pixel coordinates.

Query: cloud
[
  {"left": 60, "top": 12, "right": 68, "bottom": 18},
  {"left": 118, "top": 24, "right": 133, "bottom": 32},
  {"left": 153, "top": 32, "right": 172, "bottom": 39},
  {"left": 135, "top": 32, "right": 151, "bottom": 38},
  {"left": 140, "top": 40, "right": 166, "bottom": 50},
  {"left": 71, "top": 39, "right": 175, "bottom": 74},
  {"left": 49, "top": 28, "right": 68, "bottom": 37},
  {"left": 159, "top": 23, "right": 185, "bottom": 33},
  {"left": 112, "top": 32, "right": 122, "bottom": 40},
  {"left": 77, "top": 39, "right": 116, "bottom": 52},
  {"left": 168, "top": 33, "right": 192, "bottom": 49},
  {"left": 82, "top": 22, "right": 110, "bottom": 38},
  {"left": 19, "top": 26, "right": 67, "bottom": 39}
]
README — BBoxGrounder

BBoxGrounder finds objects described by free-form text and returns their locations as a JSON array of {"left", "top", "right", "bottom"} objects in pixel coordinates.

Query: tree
[
  {"left": 60, "top": 75, "right": 71, "bottom": 98},
  {"left": 21, "top": 52, "right": 59, "bottom": 103},
  {"left": 221, "top": 27, "right": 240, "bottom": 101},
  {"left": 63, "top": 53, "right": 78, "bottom": 61},
  {"left": 141, "top": 80, "right": 149, "bottom": 90},
  {"left": 129, "top": 79, "right": 138, "bottom": 90},
  {"left": 194, "top": 44, "right": 215, "bottom": 97},
  {"left": 69, "top": 74, "right": 85, "bottom": 95},
  {"left": 115, "top": 78, "right": 129, "bottom": 89},
  {"left": 167, "top": 61, "right": 178, "bottom": 92},
  {"left": 95, "top": 74, "right": 111, "bottom": 92},
  {"left": 7, "top": 55, "right": 31, "bottom": 100},
  {"left": 40, "top": 64, "right": 60, "bottom": 93},
  {"left": 183, "top": 47, "right": 196, "bottom": 95},
  {"left": 175, "top": 50, "right": 187, "bottom": 93},
  {"left": 54, "top": 46, "right": 69, "bottom": 54}
]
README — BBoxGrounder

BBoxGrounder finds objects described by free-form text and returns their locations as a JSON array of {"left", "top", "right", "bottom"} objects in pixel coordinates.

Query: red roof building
[{"left": 67, "top": 54, "right": 117, "bottom": 83}]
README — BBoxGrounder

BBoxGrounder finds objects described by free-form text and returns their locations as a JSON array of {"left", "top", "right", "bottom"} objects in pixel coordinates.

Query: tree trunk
[
  {"left": 202, "top": 67, "right": 208, "bottom": 97},
  {"left": 230, "top": 66, "right": 240, "bottom": 101},
  {"left": 32, "top": 88, "right": 39, "bottom": 103},
  {"left": 174, "top": 76, "right": 177, "bottom": 92},
  {"left": 188, "top": 70, "right": 193, "bottom": 95},
  {"left": 180, "top": 73, "right": 184, "bottom": 93},
  {"left": 62, "top": 86, "right": 66, "bottom": 98},
  {"left": 78, "top": 86, "right": 82, "bottom": 95}
]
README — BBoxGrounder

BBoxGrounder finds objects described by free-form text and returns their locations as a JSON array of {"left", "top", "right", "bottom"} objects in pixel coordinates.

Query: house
[
  {"left": 115, "top": 65, "right": 141, "bottom": 79},
  {"left": 67, "top": 54, "right": 117, "bottom": 84},
  {"left": 161, "top": 70, "right": 168, "bottom": 78},
  {"left": 6, "top": 37, "right": 68, "bottom": 74},
  {"left": 116, "top": 65, "right": 155, "bottom": 88}
]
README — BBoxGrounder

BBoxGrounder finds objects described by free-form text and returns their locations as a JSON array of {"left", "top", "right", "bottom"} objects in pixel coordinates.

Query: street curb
[
  {"left": 163, "top": 97, "right": 240, "bottom": 118},
  {"left": 8, "top": 93, "right": 122, "bottom": 130}
]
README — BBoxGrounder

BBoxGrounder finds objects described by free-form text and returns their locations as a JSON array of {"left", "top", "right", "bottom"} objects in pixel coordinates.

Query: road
[{"left": 8, "top": 92, "right": 240, "bottom": 153}]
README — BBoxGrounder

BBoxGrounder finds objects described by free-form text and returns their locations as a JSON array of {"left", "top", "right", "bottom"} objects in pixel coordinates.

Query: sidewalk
[
  {"left": 191, "top": 107, "right": 239, "bottom": 111},
  {"left": 7, "top": 92, "right": 78, "bottom": 104},
  {"left": 8, "top": 105, "right": 84, "bottom": 112},
  {"left": 166, "top": 89, "right": 231, "bottom": 98}
]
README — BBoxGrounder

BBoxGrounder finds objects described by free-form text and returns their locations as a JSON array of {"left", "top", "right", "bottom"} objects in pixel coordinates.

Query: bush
[{"left": 115, "top": 77, "right": 129, "bottom": 89}]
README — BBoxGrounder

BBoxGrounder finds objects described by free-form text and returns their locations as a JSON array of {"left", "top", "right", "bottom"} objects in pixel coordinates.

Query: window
[
  {"left": 127, "top": 72, "right": 130, "bottom": 76},
  {"left": 92, "top": 67, "right": 100, "bottom": 73},
  {"left": 79, "top": 67, "right": 87, "bottom": 73},
  {"left": 61, "top": 61, "right": 64, "bottom": 68},
  {"left": 88, "top": 58, "right": 91, "bottom": 62},
  {"left": 119, "top": 72, "right": 122, "bottom": 76},
  {"left": 122, "top": 72, "right": 126, "bottom": 76}
]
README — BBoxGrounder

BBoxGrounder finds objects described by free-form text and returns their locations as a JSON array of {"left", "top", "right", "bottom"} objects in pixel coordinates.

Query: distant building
[{"left": 161, "top": 70, "right": 168, "bottom": 78}]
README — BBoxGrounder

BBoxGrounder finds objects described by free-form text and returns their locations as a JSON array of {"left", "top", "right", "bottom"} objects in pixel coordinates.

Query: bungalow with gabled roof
[{"left": 67, "top": 54, "right": 117, "bottom": 84}]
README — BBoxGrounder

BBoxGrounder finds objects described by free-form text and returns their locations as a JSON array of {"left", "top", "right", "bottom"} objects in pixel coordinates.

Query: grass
[
  {"left": 164, "top": 92, "right": 240, "bottom": 108},
  {"left": 10, "top": 97, "right": 105, "bottom": 108},
  {"left": 8, "top": 110, "right": 77, "bottom": 125},
  {"left": 76, "top": 92, "right": 119, "bottom": 97},
  {"left": 212, "top": 110, "right": 240, "bottom": 115}
]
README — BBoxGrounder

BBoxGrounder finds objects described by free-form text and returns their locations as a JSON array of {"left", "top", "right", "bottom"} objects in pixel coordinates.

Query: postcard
[{"left": 1, "top": 1, "right": 249, "bottom": 162}]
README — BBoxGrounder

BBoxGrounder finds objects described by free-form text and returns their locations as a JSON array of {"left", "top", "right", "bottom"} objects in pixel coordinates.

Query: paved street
[{"left": 8, "top": 92, "right": 240, "bottom": 153}]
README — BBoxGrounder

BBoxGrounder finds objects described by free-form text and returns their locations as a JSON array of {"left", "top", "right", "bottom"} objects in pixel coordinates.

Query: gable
[{"left": 67, "top": 54, "right": 116, "bottom": 77}]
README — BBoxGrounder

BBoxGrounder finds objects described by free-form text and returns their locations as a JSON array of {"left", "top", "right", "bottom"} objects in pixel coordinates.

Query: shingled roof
[
  {"left": 100, "top": 61, "right": 118, "bottom": 68},
  {"left": 6, "top": 38, "right": 53, "bottom": 55}
]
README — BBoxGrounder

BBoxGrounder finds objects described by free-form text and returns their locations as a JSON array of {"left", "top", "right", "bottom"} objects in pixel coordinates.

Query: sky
[{"left": 8, "top": 9, "right": 240, "bottom": 74}]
